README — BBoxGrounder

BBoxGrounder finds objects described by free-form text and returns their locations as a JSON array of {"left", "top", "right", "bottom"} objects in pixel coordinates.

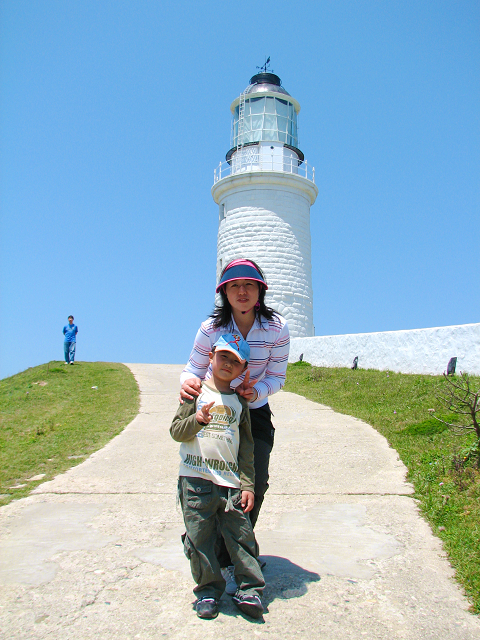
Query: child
[{"left": 171, "top": 333, "right": 265, "bottom": 620}]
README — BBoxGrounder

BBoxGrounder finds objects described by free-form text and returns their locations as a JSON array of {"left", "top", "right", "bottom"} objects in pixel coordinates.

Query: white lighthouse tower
[{"left": 212, "top": 69, "right": 318, "bottom": 337}]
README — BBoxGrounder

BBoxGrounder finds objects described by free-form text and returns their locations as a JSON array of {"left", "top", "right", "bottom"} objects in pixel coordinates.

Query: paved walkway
[{"left": 1, "top": 364, "right": 479, "bottom": 639}]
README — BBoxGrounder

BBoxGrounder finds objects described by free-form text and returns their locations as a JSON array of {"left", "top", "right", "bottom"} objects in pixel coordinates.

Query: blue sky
[{"left": 1, "top": 0, "right": 478, "bottom": 379}]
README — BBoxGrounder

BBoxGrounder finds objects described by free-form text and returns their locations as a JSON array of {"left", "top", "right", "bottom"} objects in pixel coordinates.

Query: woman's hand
[
  {"left": 241, "top": 490, "right": 255, "bottom": 513},
  {"left": 235, "top": 370, "right": 258, "bottom": 403},
  {"left": 179, "top": 377, "right": 202, "bottom": 403},
  {"left": 196, "top": 401, "right": 214, "bottom": 425}
]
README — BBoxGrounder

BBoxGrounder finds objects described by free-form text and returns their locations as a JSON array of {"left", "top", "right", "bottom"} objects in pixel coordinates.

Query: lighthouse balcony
[{"left": 213, "top": 142, "right": 315, "bottom": 185}]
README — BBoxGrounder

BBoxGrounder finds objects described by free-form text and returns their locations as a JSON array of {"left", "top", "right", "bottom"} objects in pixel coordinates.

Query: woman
[{"left": 180, "top": 259, "right": 290, "bottom": 591}]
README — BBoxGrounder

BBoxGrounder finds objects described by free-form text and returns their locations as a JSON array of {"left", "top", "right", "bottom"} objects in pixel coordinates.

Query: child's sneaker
[
  {"left": 232, "top": 592, "right": 264, "bottom": 619},
  {"left": 221, "top": 565, "right": 237, "bottom": 596},
  {"left": 195, "top": 597, "right": 218, "bottom": 619}
]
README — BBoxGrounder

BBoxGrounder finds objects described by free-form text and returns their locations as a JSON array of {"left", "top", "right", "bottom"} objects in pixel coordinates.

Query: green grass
[
  {"left": 0, "top": 361, "right": 140, "bottom": 506},
  {"left": 285, "top": 362, "right": 480, "bottom": 614}
]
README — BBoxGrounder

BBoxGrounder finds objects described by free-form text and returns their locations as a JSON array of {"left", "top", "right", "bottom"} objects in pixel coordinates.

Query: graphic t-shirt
[{"left": 176, "top": 384, "right": 246, "bottom": 489}]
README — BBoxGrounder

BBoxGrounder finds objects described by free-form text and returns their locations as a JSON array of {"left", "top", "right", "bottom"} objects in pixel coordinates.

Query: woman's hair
[{"left": 210, "top": 259, "right": 278, "bottom": 329}]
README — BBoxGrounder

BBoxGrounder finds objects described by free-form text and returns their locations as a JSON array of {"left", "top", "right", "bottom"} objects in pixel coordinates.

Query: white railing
[{"left": 213, "top": 152, "right": 316, "bottom": 184}]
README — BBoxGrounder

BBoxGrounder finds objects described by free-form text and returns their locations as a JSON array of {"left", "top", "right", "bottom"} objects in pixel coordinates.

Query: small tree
[{"left": 432, "top": 372, "right": 480, "bottom": 468}]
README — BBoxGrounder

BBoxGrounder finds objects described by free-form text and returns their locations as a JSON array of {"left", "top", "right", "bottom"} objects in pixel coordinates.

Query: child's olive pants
[{"left": 179, "top": 476, "right": 265, "bottom": 600}]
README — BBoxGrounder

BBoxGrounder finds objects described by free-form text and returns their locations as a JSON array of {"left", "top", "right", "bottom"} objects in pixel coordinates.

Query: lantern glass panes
[{"left": 232, "top": 96, "right": 299, "bottom": 148}]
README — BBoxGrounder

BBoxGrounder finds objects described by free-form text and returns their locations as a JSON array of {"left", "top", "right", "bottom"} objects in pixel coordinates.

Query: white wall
[{"left": 289, "top": 323, "right": 480, "bottom": 375}]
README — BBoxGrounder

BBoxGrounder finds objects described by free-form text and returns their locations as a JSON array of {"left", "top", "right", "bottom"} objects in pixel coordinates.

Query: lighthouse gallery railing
[{"left": 213, "top": 153, "right": 315, "bottom": 185}]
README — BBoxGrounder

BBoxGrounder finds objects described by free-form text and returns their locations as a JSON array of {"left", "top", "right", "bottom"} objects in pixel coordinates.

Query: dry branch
[{"left": 432, "top": 372, "right": 480, "bottom": 467}]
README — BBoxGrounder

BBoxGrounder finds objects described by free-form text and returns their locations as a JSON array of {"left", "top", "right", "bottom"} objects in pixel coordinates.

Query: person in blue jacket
[{"left": 63, "top": 315, "right": 78, "bottom": 364}]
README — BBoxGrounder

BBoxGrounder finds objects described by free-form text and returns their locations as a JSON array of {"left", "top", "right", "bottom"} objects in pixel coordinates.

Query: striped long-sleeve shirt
[{"left": 180, "top": 314, "right": 290, "bottom": 410}]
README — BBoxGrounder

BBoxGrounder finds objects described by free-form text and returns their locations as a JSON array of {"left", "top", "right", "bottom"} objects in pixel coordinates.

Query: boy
[{"left": 171, "top": 333, "right": 265, "bottom": 620}]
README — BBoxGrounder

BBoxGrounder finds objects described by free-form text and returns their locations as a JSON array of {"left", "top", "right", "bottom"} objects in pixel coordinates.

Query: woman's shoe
[{"left": 221, "top": 565, "right": 237, "bottom": 596}]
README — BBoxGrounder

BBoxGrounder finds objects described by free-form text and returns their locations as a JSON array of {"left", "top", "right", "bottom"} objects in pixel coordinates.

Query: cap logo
[
  {"left": 212, "top": 332, "right": 250, "bottom": 363},
  {"left": 229, "top": 334, "right": 242, "bottom": 351}
]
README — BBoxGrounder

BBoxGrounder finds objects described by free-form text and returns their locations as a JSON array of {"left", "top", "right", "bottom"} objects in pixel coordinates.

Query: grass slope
[
  {"left": 0, "top": 361, "right": 139, "bottom": 506},
  {"left": 285, "top": 362, "right": 480, "bottom": 614}
]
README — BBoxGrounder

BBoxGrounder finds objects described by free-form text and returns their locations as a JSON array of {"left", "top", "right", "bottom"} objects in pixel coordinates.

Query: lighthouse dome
[{"left": 245, "top": 73, "right": 292, "bottom": 98}]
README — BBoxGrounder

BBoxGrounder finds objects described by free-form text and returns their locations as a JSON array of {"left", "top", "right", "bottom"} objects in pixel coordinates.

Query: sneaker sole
[
  {"left": 196, "top": 610, "right": 218, "bottom": 620},
  {"left": 234, "top": 601, "right": 264, "bottom": 619}
]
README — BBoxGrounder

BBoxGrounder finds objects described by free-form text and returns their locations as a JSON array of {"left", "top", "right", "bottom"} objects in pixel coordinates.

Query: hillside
[{"left": 0, "top": 361, "right": 139, "bottom": 506}]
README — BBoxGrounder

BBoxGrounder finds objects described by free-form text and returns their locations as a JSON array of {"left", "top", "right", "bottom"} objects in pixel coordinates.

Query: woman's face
[{"left": 225, "top": 279, "right": 260, "bottom": 314}]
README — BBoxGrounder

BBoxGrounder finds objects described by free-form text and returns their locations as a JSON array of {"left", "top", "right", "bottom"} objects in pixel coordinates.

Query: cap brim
[
  {"left": 216, "top": 277, "right": 267, "bottom": 294},
  {"left": 215, "top": 346, "right": 247, "bottom": 364}
]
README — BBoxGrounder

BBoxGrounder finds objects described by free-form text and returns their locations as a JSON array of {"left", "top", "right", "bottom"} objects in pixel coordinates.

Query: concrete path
[{"left": 1, "top": 363, "right": 479, "bottom": 639}]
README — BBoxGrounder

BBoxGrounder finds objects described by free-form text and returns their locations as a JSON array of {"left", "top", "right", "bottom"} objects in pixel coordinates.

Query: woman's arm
[
  {"left": 180, "top": 322, "right": 214, "bottom": 385},
  {"left": 179, "top": 322, "right": 216, "bottom": 401},
  {"left": 251, "top": 319, "right": 290, "bottom": 405}
]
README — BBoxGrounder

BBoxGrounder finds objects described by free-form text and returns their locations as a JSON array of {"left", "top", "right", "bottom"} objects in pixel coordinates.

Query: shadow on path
[{"left": 261, "top": 555, "right": 320, "bottom": 607}]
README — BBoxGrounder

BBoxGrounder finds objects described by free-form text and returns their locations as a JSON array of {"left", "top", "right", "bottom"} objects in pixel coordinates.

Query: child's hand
[
  {"left": 196, "top": 401, "right": 214, "bottom": 424},
  {"left": 241, "top": 490, "right": 255, "bottom": 513}
]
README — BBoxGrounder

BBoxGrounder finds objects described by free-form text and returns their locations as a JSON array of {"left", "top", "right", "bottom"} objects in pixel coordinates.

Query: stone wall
[{"left": 289, "top": 323, "right": 480, "bottom": 375}]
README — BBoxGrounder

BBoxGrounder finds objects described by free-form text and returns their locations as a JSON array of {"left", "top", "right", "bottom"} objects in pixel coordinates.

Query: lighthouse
[{"left": 212, "top": 70, "right": 318, "bottom": 337}]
